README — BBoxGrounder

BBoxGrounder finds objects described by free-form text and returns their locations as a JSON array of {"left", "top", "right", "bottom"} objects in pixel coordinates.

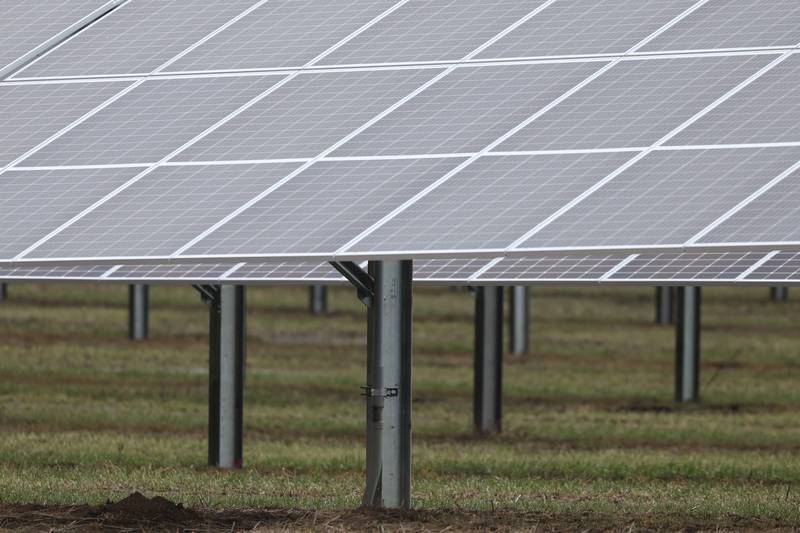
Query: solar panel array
[
  {"left": 2, "top": 0, "right": 800, "bottom": 275},
  {"left": 0, "top": 251, "right": 792, "bottom": 286}
]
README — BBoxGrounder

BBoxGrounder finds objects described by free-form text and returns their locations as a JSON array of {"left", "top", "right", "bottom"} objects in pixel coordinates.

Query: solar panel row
[
  {"left": 1, "top": 0, "right": 799, "bottom": 268},
  {"left": 0, "top": 252, "right": 794, "bottom": 285}
]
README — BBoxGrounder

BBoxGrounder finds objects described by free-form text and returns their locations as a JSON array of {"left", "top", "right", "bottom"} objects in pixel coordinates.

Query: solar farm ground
[{"left": 0, "top": 284, "right": 799, "bottom": 531}]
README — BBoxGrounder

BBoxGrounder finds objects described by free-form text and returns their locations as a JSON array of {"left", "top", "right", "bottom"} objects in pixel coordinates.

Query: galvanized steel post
[
  {"left": 675, "top": 286, "right": 700, "bottom": 403},
  {"left": 363, "top": 260, "right": 413, "bottom": 509},
  {"left": 474, "top": 286, "right": 503, "bottom": 434},
  {"left": 208, "top": 285, "right": 246, "bottom": 469}
]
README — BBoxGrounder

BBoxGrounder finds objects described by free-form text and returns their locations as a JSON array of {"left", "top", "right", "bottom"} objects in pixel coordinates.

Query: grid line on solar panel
[
  {"left": 691, "top": 160, "right": 800, "bottom": 246},
  {"left": 25, "top": 163, "right": 302, "bottom": 260},
  {"left": 668, "top": 51, "right": 800, "bottom": 147},
  {"left": 506, "top": 50, "right": 796, "bottom": 253},
  {"left": 744, "top": 252, "right": 800, "bottom": 282},
  {"left": 496, "top": 54, "right": 774, "bottom": 152},
  {"left": 109, "top": 263, "right": 235, "bottom": 279},
  {"left": 475, "top": 0, "right": 699, "bottom": 61},
  {"left": 225, "top": 262, "right": 345, "bottom": 281},
  {"left": 167, "top": 0, "right": 402, "bottom": 73},
  {"left": 608, "top": 252, "right": 764, "bottom": 281},
  {"left": 0, "top": 264, "right": 112, "bottom": 280},
  {"left": 8, "top": 1, "right": 436, "bottom": 261},
  {"left": 180, "top": 158, "right": 466, "bottom": 257},
  {"left": 0, "top": 0, "right": 121, "bottom": 79},
  {"left": 0, "top": 167, "right": 143, "bottom": 259},
  {"left": 412, "top": 259, "right": 492, "bottom": 281},
  {"left": 641, "top": 0, "right": 800, "bottom": 54},
  {"left": 475, "top": 256, "right": 623, "bottom": 282},
  {"left": 334, "top": 1, "right": 733, "bottom": 256},
  {"left": 517, "top": 147, "right": 800, "bottom": 251},
  {"left": 11, "top": 0, "right": 262, "bottom": 79},
  {"left": 345, "top": 152, "right": 631, "bottom": 253}
]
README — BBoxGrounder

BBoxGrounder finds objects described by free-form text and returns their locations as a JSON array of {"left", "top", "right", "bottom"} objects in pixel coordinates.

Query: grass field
[{"left": 1, "top": 283, "right": 800, "bottom": 530}]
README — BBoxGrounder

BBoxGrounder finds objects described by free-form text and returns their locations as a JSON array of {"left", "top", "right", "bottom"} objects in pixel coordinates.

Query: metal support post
[
  {"left": 128, "top": 284, "right": 149, "bottom": 340},
  {"left": 362, "top": 260, "right": 413, "bottom": 509},
  {"left": 475, "top": 286, "right": 503, "bottom": 434},
  {"left": 771, "top": 287, "right": 789, "bottom": 302},
  {"left": 204, "top": 285, "right": 246, "bottom": 469},
  {"left": 655, "top": 286, "right": 674, "bottom": 325},
  {"left": 309, "top": 285, "right": 328, "bottom": 314},
  {"left": 509, "top": 286, "right": 529, "bottom": 355},
  {"left": 0, "top": 283, "right": 6, "bottom": 302},
  {"left": 675, "top": 287, "right": 700, "bottom": 403}
]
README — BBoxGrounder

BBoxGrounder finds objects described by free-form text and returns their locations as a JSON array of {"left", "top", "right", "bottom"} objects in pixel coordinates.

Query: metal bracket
[
  {"left": 330, "top": 261, "right": 374, "bottom": 307},
  {"left": 192, "top": 284, "right": 220, "bottom": 306},
  {"left": 361, "top": 386, "right": 399, "bottom": 398}
]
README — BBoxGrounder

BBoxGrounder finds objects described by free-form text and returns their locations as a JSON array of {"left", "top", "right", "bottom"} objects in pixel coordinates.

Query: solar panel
[
  {"left": 12, "top": 0, "right": 258, "bottom": 78},
  {"left": 24, "top": 76, "right": 276, "bottom": 166},
  {"left": 695, "top": 163, "right": 800, "bottom": 245},
  {"left": 2, "top": 1, "right": 800, "bottom": 271},
  {"left": 0, "top": 264, "right": 112, "bottom": 281},
  {"left": 174, "top": 68, "right": 439, "bottom": 162},
  {"left": 744, "top": 252, "right": 800, "bottom": 282},
  {"left": 0, "top": 80, "right": 129, "bottom": 167},
  {"left": 318, "top": 0, "right": 539, "bottom": 66},
  {"left": 226, "top": 261, "right": 347, "bottom": 283},
  {"left": 518, "top": 147, "right": 800, "bottom": 250},
  {"left": 0, "top": 0, "right": 116, "bottom": 77},
  {"left": 641, "top": 0, "right": 800, "bottom": 53},
  {"left": 0, "top": 167, "right": 141, "bottom": 259},
  {"left": 181, "top": 158, "right": 465, "bottom": 257},
  {"left": 108, "top": 263, "right": 236, "bottom": 280},
  {"left": 25, "top": 163, "right": 299, "bottom": 260},
  {"left": 669, "top": 53, "right": 800, "bottom": 146},
  {"left": 167, "top": 0, "right": 396, "bottom": 73},
  {"left": 608, "top": 252, "right": 764, "bottom": 281},
  {"left": 497, "top": 55, "right": 774, "bottom": 152},
  {"left": 475, "top": 0, "right": 697, "bottom": 60},
  {"left": 345, "top": 152, "right": 632, "bottom": 253},
  {"left": 332, "top": 61, "right": 601, "bottom": 157},
  {"left": 476, "top": 255, "right": 624, "bottom": 282},
  {"left": 413, "top": 259, "right": 492, "bottom": 283}
]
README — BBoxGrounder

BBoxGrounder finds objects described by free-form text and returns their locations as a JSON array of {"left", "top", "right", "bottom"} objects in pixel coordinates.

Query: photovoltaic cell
[
  {"left": 669, "top": 54, "right": 800, "bottom": 146},
  {"left": 0, "top": 167, "right": 141, "bottom": 259},
  {"left": 227, "top": 262, "right": 346, "bottom": 282},
  {"left": 609, "top": 252, "right": 764, "bottom": 281},
  {"left": 26, "top": 163, "right": 299, "bottom": 259},
  {"left": 175, "top": 68, "right": 440, "bottom": 162},
  {"left": 642, "top": 0, "right": 800, "bottom": 52},
  {"left": 413, "top": 259, "right": 492, "bottom": 282},
  {"left": 109, "top": 263, "right": 235, "bottom": 280},
  {"left": 347, "top": 152, "right": 632, "bottom": 253},
  {"left": 25, "top": 75, "right": 278, "bottom": 166},
  {"left": 184, "top": 158, "right": 465, "bottom": 256},
  {"left": 0, "top": 264, "right": 112, "bottom": 280},
  {"left": 168, "top": 0, "right": 394, "bottom": 72},
  {"left": 333, "top": 61, "right": 601, "bottom": 157},
  {"left": 0, "top": 0, "right": 109, "bottom": 73},
  {"left": 497, "top": 55, "right": 773, "bottom": 152},
  {"left": 697, "top": 164, "right": 800, "bottom": 245},
  {"left": 14, "top": 0, "right": 257, "bottom": 78},
  {"left": 475, "top": 0, "right": 697, "bottom": 59},
  {"left": 745, "top": 252, "right": 800, "bottom": 282},
  {"left": 519, "top": 147, "right": 800, "bottom": 250},
  {"left": 476, "top": 256, "right": 622, "bottom": 281},
  {"left": 319, "top": 0, "right": 540, "bottom": 66},
  {"left": 0, "top": 80, "right": 129, "bottom": 167}
]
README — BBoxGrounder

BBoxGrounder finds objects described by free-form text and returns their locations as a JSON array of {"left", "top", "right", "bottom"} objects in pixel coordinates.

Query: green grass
[{"left": 1, "top": 283, "right": 800, "bottom": 528}]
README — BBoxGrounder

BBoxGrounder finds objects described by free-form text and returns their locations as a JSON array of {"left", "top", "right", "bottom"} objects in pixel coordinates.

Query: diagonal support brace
[{"left": 331, "top": 261, "right": 375, "bottom": 306}]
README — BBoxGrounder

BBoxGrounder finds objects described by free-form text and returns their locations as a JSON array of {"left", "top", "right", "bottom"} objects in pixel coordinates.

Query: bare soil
[{"left": 0, "top": 493, "right": 793, "bottom": 532}]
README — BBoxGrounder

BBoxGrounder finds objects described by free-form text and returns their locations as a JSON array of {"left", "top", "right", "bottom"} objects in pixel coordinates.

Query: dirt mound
[{"left": 102, "top": 491, "right": 197, "bottom": 523}]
